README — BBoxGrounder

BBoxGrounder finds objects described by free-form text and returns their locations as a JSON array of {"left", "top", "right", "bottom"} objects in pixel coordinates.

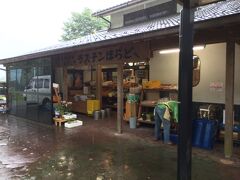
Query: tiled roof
[{"left": 1, "top": 0, "right": 240, "bottom": 61}]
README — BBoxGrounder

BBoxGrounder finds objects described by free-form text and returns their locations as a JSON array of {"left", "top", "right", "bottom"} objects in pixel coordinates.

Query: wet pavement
[{"left": 0, "top": 114, "right": 239, "bottom": 180}]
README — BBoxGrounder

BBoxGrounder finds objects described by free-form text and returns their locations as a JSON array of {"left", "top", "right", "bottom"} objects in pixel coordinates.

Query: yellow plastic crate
[
  {"left": 87, "top": 100, "right": 100, "bottom": 115},
  {"left": 143, "top": 80, "right": 161, "bottom": 89}
]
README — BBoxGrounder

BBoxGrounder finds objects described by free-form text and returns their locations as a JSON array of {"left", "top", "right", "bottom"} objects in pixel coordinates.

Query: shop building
[{"left": 0, "top": 0, "right": 240, "bottom": 156}]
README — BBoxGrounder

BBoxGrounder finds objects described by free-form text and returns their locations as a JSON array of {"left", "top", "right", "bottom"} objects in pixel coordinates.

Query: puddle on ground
[
  {"left": 1, "top": 154, "right": 35, "bottom": 168},
  {"left": 0, "top": 139, "right": 8, "bottom": 146}
]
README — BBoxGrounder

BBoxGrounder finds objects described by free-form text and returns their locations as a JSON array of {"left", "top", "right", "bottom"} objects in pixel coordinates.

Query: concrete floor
[{"left": 0, "top": 113, "right": 239, "bottom": 180}]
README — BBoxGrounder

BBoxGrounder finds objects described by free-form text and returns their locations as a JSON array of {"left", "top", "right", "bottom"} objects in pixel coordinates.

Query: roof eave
[
  {"left": 0, "top": 27, "right": 179, "bottom": 64},
  {"left": 1, "top": 13, "right": 240, "bottom": 65},
  {"left": 92, "top": 0, "right": 147, "bottom": 17}
]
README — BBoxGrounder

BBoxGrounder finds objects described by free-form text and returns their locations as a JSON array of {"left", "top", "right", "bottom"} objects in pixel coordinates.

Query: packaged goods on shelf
[{"left": 142, "top": 80, "right": 161, "bottom": 89}]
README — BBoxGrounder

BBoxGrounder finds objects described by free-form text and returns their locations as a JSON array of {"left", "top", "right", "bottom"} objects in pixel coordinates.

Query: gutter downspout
[{"left": 99, "top": 16, "right": 112, "bottom": 30}]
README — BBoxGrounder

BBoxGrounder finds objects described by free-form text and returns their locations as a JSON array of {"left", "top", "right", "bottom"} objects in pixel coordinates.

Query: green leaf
[{"left": 61, "top": 8, "right": 109, "bottom": 41}]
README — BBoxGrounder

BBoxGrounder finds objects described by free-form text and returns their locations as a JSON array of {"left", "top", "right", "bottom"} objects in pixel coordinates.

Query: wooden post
[
  {"left": 96, "top": 64, "right": 102, "bottom": 108},
  {"left": 63, "top": 67, "right": 68, "bottom": 101},
  {"left": 117, "top": 63, "right": 123, "bottom": 134},
  {"left": 90, "top": 65, "right": 93, "bottom": 81},
  {"left": 224, "top": 39, "right": 235, "bottom": 158},
  {"left": 177, "top": 1, "right": 194, "bottom": 180}
]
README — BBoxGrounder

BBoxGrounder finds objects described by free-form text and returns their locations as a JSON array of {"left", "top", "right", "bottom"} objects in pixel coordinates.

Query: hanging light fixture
[
  {"left": 159, "top": 45, "right": 205, "bottom": 54},
  {"left": 128, "top": 62, "right": 134, "bottom": 66}
]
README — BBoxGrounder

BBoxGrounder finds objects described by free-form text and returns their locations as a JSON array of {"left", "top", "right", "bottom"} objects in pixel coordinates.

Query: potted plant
[
  {"left": 54, "top": 101, "right": 83, "bottom": 128},
  {"left": 54, "top": 101, "right": 72, "bottom": 118}
]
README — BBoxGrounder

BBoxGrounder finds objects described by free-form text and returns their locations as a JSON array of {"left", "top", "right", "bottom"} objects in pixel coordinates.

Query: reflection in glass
[
  {"left": 16, "top": 67, "right": 27, "bottom": 117},
  {"left": 37, "top": 59, "right": 52, "bottom": 124},
  {"left": 7, "top": 58, "right": 53, "bottom": 124},
  {"left": 26, "top": 64, "right": 39, "bottom": 121},
  {"left": 8, "top": 68, "right": 17, "bottom": 115}
]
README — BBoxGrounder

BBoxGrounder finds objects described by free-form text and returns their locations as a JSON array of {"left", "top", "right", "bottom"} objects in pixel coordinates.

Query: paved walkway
[{"left": 0, "top": 114, "right": 239, "bottom": 179}]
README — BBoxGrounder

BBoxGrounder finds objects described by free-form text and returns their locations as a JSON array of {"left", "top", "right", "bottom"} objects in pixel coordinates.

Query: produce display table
[{"left": 53, "top": 117, "right": 67, "bottom": 126}]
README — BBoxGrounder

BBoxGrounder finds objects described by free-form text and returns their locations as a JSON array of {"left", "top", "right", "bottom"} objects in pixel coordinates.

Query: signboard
[
  {"left": 55, "top": 42, "right": 150, "bottom": 67},
  {"left": 124, "top": 0, "right": 177, "bottom": 26},
  {"left": 209, "top": 82, "right": 224, "bottom": 92}
]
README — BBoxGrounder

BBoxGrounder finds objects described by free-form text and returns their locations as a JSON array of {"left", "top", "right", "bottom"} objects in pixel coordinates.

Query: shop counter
[{"left": 71, "top": 101, "right": 87, "bottom": 114}]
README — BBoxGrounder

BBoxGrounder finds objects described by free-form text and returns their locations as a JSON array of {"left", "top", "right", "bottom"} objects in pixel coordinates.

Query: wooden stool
[{"left": 53, "top": 117, "right": 67, "bottom": 126}]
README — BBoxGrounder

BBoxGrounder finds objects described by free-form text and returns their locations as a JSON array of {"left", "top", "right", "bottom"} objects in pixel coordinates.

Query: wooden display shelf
[
  {"left": 138, "top": 87, "right": 178, "bottom": 122},
  {"left": 142, "top": 88, "right": 177, "bottom": 91}
]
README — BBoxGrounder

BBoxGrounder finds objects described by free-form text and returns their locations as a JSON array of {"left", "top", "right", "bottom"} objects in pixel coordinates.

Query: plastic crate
[
  {"left": 142, "top": 80, "right": 161, "bottom": 89},
  {"left": 87, "top": 100, "right": 100, "bottom": 115}
]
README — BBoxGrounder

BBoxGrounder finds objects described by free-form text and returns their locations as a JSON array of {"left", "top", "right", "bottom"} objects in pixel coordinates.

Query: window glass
[
  {"left": 44, "top": 79, "right": 50, "bottom": 88},
  {"left": 35, "top": 79, "right": 43, "bottom": 88},
  {"left": 8, "top": 68, "right": 17, "bottom": 114},
  {"left": 7, "top": 58, "right": 53, "bottom": 124},
  {"left": 28, "top": 79, "right": 34, "bottom": 89},
  {"left": 36, "top": 59, "right": 52, "bottom": 124}
]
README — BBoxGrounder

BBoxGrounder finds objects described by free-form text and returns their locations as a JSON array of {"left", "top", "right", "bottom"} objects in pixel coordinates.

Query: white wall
[
  {"left": 150, "top": 51, "right": 179, "bottom": 84},
  {"left": 193, "top": 43, "right": 226, "bottom": 103},
  {"left": 111, "top": 5, "right": 143, "bottom": 29},
  {"left": 234, "top": 43, "right": 240, "bottom": 104},
  {"left": 149, "top": 43, "right": 240, "bottom": 104},
  {"left": 111, "top": 12, "right": 124, "bottom": 29},
  {"left": 177, "top": 4, "right": 182, "bottom": 13}
]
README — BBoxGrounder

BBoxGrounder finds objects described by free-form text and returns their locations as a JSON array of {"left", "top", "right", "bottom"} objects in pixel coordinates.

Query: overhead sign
[
  {"left": 54, "top": 42, "right": 150, "bottom": 67},
  {"left": 124, "top": 0, "right": 177, "bottom": 26}
]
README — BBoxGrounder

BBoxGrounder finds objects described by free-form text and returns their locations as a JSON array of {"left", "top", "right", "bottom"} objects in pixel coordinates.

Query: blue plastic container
[
  {"left": 192, "top": 119, "right": 217, "bottom": 150},
  {"left": 201, "top": 120, "right": 216, "bottom": 149},
  {"left": 192, "top": 119, "right": 206, "bottom": 147},
  {"left": 170, "top": 134, "right": 178, "bottom": 144}
]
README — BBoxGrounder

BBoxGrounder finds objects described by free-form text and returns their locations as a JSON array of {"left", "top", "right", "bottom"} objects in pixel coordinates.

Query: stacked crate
[{"left": 87, "top": 100, "right": 100, "bottom": 115}]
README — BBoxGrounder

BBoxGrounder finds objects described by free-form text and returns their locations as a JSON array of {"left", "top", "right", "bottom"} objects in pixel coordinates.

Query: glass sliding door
[
  {"left": 7, "top": 58, "right": 53, "bottom": 124},
  {"left": 25, "top": 65, "right": 39, "bottom": 121},
  {"left": 37, "top": 59, "right": 52, "bottom": 124},
  {"left": 15, "top": 66, "right": 27, "bottom": 118},
  {"left": 8, "top": 67, "right": 17, "bottom": 115}
]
